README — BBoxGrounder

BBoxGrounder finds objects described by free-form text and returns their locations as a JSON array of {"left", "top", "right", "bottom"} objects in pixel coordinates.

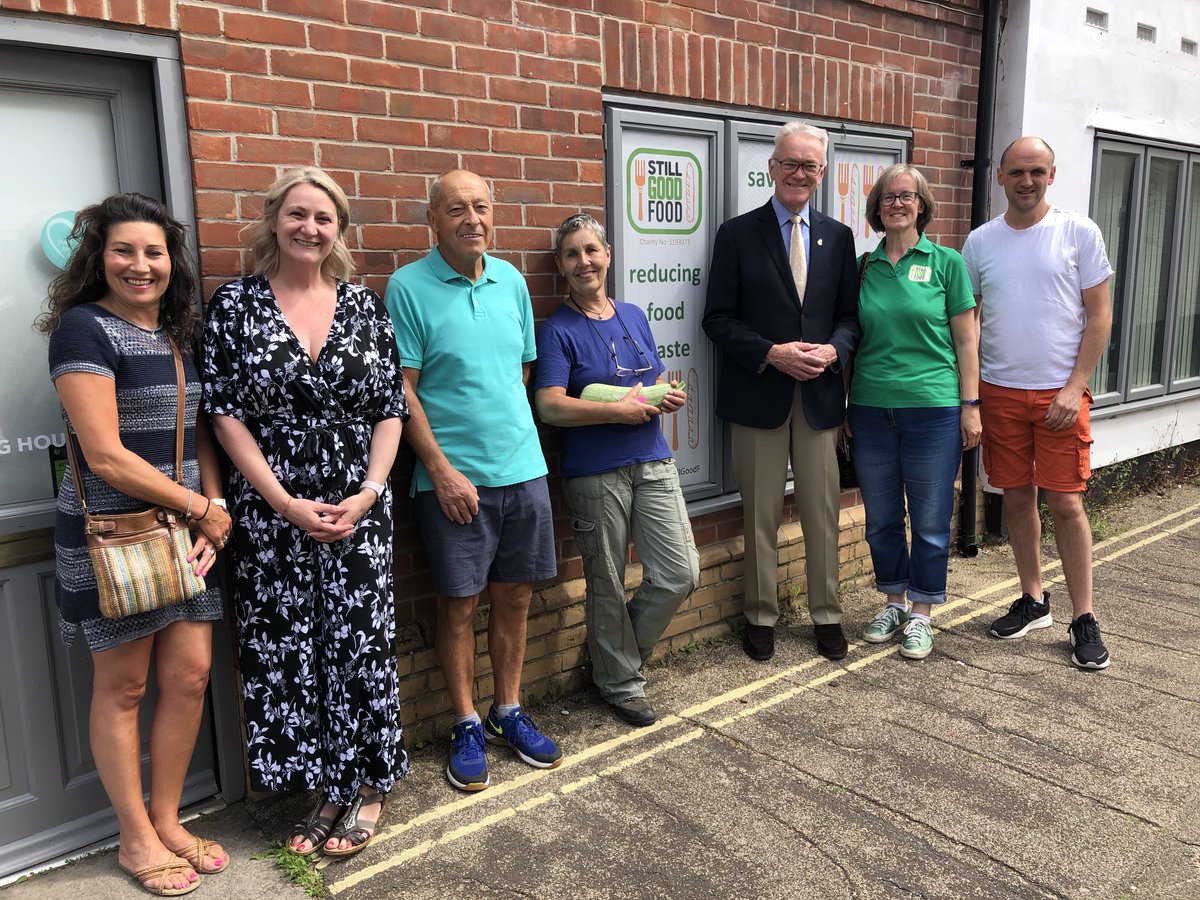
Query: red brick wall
[{"left": 7, "top": 0, "right": 983, "bottom": 741}]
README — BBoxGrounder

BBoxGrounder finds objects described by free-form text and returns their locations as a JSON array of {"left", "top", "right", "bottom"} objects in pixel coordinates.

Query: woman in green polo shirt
[{"left": 846, "top": 164, "right": 981, "bottom": 659}]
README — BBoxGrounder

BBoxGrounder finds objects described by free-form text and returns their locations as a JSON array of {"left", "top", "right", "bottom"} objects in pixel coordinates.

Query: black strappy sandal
[
  {"left": 287, "top": 798, "right": 340, "bottom": 857},
  {"left": 323, "top": 791, "right": 388, "bottom": 858}
]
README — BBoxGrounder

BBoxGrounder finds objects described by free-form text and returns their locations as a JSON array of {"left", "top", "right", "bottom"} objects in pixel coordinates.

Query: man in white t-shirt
[{"left": 962, "top": 136, "right": 1114, "bottom": 670}]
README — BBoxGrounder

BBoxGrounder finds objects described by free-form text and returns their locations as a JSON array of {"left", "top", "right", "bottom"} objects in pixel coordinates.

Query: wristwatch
[{"left": 960, "top": 399, "right": 982, "bottom": 406}]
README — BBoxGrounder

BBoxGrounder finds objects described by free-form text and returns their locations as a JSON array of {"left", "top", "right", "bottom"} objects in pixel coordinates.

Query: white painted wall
[
  {"left": 1092, "top": 400, "right": 1200, "bottom": 468},
  {"left": 989, "top": 0, "right": 1029, "bottom": 183},
  {"left": 988, "top": 0, "right": 1200, "bottom": 468},
  {"left": 991, "top": 0, "right": 1200, "bottom": 216}
]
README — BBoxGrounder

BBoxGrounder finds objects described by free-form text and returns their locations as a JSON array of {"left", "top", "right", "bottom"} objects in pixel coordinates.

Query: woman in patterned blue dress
[
  {"left": 202, "top": 168, "right": 408, "bottom": 858},
  {"left": 40, "top": 193, "right": 234, "bottom": 895}
]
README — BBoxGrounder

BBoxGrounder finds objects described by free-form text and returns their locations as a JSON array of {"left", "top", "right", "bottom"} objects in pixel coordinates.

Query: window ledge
[{"left": 1092, "top": 387, "right": 1200, "bottom": 421}]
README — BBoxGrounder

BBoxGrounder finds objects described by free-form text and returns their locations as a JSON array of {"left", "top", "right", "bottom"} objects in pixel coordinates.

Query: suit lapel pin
[{"left": 817, "top": 238, "right": 823, "bottom": 246}]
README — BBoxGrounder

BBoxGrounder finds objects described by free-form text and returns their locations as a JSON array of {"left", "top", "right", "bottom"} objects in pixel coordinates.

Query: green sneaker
[
  {"left": 899, "top": 618, "right": 933, "bottom": 660},
  {"left": 862, "top": 606, "right": 909, "bottom": 643}
]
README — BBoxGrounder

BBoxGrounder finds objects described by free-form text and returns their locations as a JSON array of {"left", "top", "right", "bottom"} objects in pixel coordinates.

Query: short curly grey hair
[{"left": 553, "top": 212, "right": 607, "bottom": 255}]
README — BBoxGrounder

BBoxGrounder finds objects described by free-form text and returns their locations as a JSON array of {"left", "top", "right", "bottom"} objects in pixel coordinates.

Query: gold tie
[{"left": 789, "top": 214, "right": 807, "bottom": 305}]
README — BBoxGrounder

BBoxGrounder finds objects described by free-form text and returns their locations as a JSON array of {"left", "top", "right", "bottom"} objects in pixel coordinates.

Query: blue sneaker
[
  {"left": 484, "top": 707, "right": 563, "bottom": 769},
  {"left": 446, "top": 721, "right": 489, "bottom": 792}
]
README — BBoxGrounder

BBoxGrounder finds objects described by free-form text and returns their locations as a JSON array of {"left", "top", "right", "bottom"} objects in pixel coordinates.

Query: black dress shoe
[
  {"left": 743, "top": 623, "right": 775, "bottom": 661},
  {"left": 608, "top": 696, "right": 658, "bottom": 727},
  {"left": 814, "top": 623, "right": 848, "bottom": 660}
]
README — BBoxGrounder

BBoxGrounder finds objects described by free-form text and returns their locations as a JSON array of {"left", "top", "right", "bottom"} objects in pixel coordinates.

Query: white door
[{"left": 0, "top": 45, "right": 220, "bottom": 878}]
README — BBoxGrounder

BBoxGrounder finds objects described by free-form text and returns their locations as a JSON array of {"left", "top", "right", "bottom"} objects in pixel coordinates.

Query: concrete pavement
[{"left": 9, "top": 482, "right": 1200, "bottom": 899}]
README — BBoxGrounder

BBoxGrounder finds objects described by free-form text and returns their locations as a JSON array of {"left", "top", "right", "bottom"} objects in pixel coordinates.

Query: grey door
[{"left": 0, "top": 45, "right": 220, "bottom": 878}]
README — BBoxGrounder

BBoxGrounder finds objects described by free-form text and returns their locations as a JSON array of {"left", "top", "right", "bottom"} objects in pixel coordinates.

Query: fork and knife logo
[
  {"left": 634, "top": 158, "right": 647, "bottom": 221},
  {"left": 837, "top": 162, "right": 877, "bottom": 237}
]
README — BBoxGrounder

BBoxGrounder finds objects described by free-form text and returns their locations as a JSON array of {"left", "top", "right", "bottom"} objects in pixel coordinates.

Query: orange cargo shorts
[{"left": 979, "top": 380, "right": 1093, "bottom": 493}]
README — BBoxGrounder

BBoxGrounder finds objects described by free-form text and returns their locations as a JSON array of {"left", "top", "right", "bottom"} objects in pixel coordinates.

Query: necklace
[
  {"left": 97, "top": 297, "right": 162, "bottom": 333},
  {"left": 567, "top": 294, "right": 611, "bottom": 319}
]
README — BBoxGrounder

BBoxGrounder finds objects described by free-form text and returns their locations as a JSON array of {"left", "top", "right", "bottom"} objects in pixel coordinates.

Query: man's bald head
[{"left": 999, "top": 136, "right": 1055, "bottom": 170}]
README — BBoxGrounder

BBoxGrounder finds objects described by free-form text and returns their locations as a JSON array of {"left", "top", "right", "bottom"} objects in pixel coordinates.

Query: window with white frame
[{"left": 1091, "top": 137, "right": 1200, "bottom": 404}]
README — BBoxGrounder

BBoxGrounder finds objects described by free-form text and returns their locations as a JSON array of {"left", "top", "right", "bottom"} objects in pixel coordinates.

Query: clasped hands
[
  {"left": 281, "top": 490, "right": 378, "bottom": 542},
  {"left": 767, "top": 342, "right": 838, "bottom": 381}
]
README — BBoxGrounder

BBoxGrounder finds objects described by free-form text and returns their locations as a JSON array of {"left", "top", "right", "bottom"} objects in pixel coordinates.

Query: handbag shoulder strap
[
  {"left": 64, "top": 426, "right": 89, "bottom": 516},
  {"left": 63, "top": 332, "right": 186, "bottom": 512},
  {"left": 167, "top": 336, "right": 185, "bottom": 486}
]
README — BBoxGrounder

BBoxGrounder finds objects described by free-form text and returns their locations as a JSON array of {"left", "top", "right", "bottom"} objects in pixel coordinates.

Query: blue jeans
[{"left": 848, "top": 405, "right": 962, "bottom": 605}]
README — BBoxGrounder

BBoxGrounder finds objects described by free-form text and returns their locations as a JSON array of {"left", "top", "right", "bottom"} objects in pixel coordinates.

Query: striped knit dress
[{"left": 49, "top": 303, "right": 222, "bottom": 651}]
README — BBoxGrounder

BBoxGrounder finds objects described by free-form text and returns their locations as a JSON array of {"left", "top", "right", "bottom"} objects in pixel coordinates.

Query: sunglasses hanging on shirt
[{"left": 568, "top": 296, "right": 654, "bottom": 381}]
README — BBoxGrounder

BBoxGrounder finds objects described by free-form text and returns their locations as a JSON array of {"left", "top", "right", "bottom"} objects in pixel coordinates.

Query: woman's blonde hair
[
  {"left": 866, "top": 163, "right": 937, "bottom": 234},
  {"left": 243, "top": 167, "right": 354, "bottom": 281}
]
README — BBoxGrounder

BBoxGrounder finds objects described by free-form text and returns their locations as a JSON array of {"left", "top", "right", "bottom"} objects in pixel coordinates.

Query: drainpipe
[{"left": 958, "top": 0, "right": 1002, "bottom": 556}]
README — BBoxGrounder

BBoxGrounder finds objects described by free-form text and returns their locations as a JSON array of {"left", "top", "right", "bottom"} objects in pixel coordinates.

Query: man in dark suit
[{"left": 703, "top": 121, "right": 860, "bottom": 662}]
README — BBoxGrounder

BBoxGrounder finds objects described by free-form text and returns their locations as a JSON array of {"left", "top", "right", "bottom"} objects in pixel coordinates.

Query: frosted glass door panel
[{"left": 0, "top": 87, "right": 119, "bottom": 509}]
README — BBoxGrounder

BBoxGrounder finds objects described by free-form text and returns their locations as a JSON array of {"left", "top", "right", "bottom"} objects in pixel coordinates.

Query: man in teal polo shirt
[{"left": 385, "top": 169, "right": 561, "bottom": 793}]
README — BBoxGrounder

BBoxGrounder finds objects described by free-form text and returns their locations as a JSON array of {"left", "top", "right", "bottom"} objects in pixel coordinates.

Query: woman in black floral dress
[{"left": 203, "top": 168, "right": 408, "bottom": 858}]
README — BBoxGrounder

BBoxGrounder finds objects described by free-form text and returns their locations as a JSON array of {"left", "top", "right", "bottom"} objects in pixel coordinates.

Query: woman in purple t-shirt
[{"left": 534, "top": 213, "right": 699, "bottom": 728}]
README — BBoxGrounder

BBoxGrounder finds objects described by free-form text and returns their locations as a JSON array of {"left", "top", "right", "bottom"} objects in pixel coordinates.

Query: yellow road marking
[
  {"left": 936, "top": 509, "right": 1200, "bottom": 633},
  {"left": 343, "top": 654, "right": 833, "bottom": 869},
  {"left": 329, "top": 501, "right": 1200, "bottom": 893}
]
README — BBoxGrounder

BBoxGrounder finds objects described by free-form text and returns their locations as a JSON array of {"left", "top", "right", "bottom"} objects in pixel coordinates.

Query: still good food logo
[{"left": 627, "top": 149, "right": 702, "bottom": 235}]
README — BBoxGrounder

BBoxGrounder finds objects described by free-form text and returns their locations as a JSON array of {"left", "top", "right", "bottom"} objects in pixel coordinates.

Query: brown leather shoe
[
  {"left": 743, "top": 623, "right": 775, "bottom": 661},
  {"left": 814, "top": 623, "right": 848, "bottom": 660}
]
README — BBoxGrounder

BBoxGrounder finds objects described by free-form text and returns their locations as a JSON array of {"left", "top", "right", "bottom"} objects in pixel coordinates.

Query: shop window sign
[{"left": 607, "top": 102, "right": 905, "bottom": 503}]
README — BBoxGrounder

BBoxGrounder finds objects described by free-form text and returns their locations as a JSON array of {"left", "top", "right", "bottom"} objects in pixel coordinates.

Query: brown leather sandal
[
  {"left": 323, "top": 791, "right": 387, "bottom": 858},
  {"left": 118, "top": 859, "right": 199, "bottom": 896},
  {"left": 287, "top": 798, "right": 340, "bottom": 857},
  {"left": 170, "top": 837, "right": 228, "bottom": 875}
]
